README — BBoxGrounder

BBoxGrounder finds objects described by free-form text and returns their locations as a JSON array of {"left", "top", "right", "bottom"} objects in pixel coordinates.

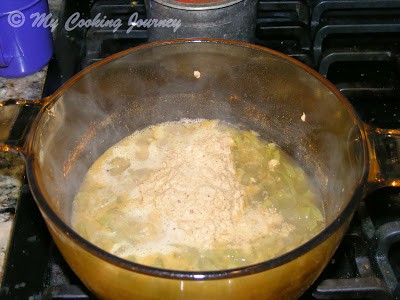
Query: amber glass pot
[{"left": 1, "top": 39, "right": 399, "bottom": 299}]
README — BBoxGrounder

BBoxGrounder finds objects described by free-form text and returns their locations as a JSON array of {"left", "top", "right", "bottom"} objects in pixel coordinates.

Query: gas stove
[{"left": 1, "top": 0, "right": 400, "bottom": 298}]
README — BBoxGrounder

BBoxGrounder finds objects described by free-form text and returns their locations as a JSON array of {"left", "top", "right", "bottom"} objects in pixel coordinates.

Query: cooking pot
[
  {"left": 1, "top": 39, "right": 399, "bottom": 299},
  {"left": 145, "top": 0, "right": 257, "bottom": 42}
]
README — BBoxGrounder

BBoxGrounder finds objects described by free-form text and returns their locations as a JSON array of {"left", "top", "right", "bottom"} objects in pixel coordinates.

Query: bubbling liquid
[{"left": 72, "top": 119, "right": 325, "bottom": 271}]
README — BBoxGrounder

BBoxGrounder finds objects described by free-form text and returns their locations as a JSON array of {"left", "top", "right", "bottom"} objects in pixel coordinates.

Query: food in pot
[{"left": 72, "top": 119, "right": 325, "bottom": 271}]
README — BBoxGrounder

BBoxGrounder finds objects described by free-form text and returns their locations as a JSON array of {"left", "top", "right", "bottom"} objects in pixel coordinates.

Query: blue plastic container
[{"left": 0, "top": 0, "right": 53, "bottom": 78}]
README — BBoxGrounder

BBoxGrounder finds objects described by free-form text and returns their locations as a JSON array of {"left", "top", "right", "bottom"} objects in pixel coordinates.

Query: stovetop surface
[{"left": 1, "top": 0, "right": 400, "bottom": 299}]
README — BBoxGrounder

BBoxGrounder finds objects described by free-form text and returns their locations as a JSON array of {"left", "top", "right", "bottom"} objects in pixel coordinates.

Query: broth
[{"left": 72, "top": 119, "right": 325, "bottom": 271}]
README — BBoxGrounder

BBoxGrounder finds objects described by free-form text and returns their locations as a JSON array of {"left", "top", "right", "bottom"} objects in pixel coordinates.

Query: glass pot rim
[{"left": 25, "top": 38, "right": 369, "bottom": 280}]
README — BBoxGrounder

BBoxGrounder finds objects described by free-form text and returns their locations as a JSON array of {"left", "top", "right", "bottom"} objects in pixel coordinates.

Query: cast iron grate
[
  {"left": 83, "top": 0, "right": 148, "bottom": 67},
  {"left": 312, "top": 0, "right": 400, "bottom": 107},
  {"left": 300, "top": 189, "right": 400, "bottom": 299},
  {"left": 82, "top": 0, "right": 400, "bottom": 111}
]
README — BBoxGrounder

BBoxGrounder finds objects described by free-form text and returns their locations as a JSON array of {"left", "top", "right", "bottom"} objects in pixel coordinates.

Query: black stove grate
[
  {"left": 301, "top": 189, "right": 400, "bottom": 299},
  {"left": 83, "top": 0, "right": 148, "bottom": 67},
  {"left": 83, "top": 0, "right": 400, "bottom": 125},
  {"left": 1, "top": 0, "right": 400, "bottom": 298}
]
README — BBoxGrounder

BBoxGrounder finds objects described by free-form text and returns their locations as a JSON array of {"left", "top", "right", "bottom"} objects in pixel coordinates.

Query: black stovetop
[{"left": 1, "top": 0, "right": 400, "bottom": 299}]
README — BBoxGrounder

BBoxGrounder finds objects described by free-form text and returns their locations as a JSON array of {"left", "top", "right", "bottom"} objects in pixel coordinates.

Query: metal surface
[
  {"left": 151, "top": 0, "right": 243, "bottom": 10},
  {"left": 145, "top": 0, "right": 257, "bottom": 42}
]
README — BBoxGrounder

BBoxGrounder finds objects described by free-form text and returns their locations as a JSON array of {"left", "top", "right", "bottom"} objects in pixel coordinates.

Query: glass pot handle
[
  {"left": 365, "top": 123, "right": 400, "bottom": 191},
  {"left": 0, "top": 98, "right": 44, "bottom": 156}
]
